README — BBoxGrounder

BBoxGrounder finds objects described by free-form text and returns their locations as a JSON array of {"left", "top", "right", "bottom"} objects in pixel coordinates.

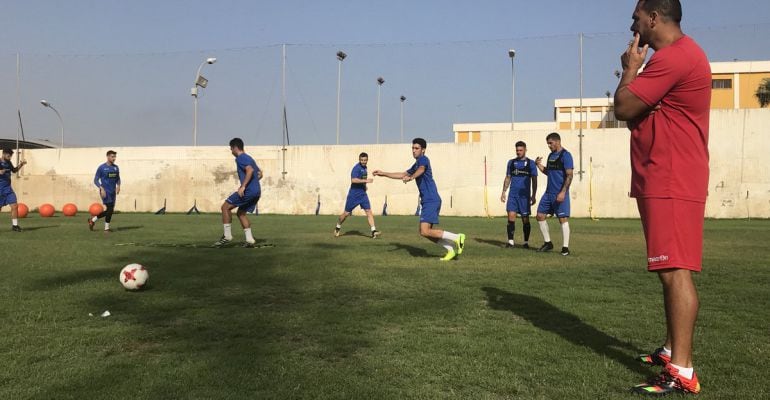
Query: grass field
[{"left": 1, "top": 213, "right": 768, "bottom": 399}]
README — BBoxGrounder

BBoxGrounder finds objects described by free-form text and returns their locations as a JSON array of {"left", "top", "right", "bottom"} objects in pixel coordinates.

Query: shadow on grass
[
  {"left": 387, "top": 242, "right": 433, "bottom": 258},
  {"left": 341, "top": 230, "right": 369, "bottom": 238},
  {"left": 474, "top": 237, "right": 507, "bottom": 248},
  {"left": 115, "top": 225, "right": 144, "bottom": 231},
  {"left": 18, "top": 225, "right": 60, "bottom": 231},
  {"left": 481, "top": 287, "right": 649, "bottom": 376},
  {"left": 31, "top": 267, "right": 115, "bottom": 291}
]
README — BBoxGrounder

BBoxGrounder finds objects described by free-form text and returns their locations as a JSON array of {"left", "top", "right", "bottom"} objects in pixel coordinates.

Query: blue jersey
[
  {"left": 94, "top": 163, "right": 121, "bottom": 192},
  {"left": 236, "top": 153, "right": 261, "bottom": 197},
  {"left": 544, "top": 149, "right": 574, "bottom": 194},
  {"left": 506, "top": 157, "right": 537, "bottom": 198},
  {"left": 349, "top": 163, "right": 368, "bottom": 194},
  {"left": 0, "top": 160, "right": 15, "bottom": 190},
  {"left": 407, "top": 155, "right": 441, "bottom": 203}
]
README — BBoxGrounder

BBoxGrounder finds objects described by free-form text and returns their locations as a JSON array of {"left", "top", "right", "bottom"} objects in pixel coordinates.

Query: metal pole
[
  {"left": 281, "top": 44, "right": 288, "bottom": 179},
  {"left": 193, "top": 95, "right": 198, "bottom": 146},
  {"left": 376, "top": 84, "right": 381, "bottom": 144},
  {"left": 511, "top": 58, "right": 515, "bottom": 131},
  {"left": 15, "top": 53, "right": 21, "bottom": 161},
  {"left": 336, "top": 58, "right": 342, "bottom": 145},
  {"left": 400, "top": 98, "right": 404, "bottom": 143},
  {"left": 578, "top": 32, "right": 584, "bottom": 181}
]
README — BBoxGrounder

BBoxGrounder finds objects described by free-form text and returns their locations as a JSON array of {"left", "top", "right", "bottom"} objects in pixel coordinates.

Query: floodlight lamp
[
  {"left": 196, "top": 75, "right": 209, "bottom": 88},
  {"left": 614, "top": 70, "right": 621, "bottom": 78},
  {"left": 605, "top": 90, "right": 612, "bottom": 98},
  {"left": 40, "top": 100, "right": 50, "bottom": 107},
  {"left": 377, "top": 77, "right": 385, "bottom": 85},
  {"left": 400, "top": 96, "right": 406, "bottom": 102},
  {"left": 508, "top": 49, "right": 516, "bottom": 58},
  {"left": 206, "top": 57, "right": 217, "bottom": 64},
  {"left": 336, "top": 51, "right": 347, "bottom": 61}
]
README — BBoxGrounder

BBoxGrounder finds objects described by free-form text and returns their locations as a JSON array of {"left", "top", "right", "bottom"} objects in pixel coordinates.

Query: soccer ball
[{"left": 120, "top": 263, "right": 149, "bottom": 290}]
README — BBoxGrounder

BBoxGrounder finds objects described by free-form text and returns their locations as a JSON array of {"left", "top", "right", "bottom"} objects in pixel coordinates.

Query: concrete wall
[{"left": 7, "top": 109, "right": 769, "bottom": 219}]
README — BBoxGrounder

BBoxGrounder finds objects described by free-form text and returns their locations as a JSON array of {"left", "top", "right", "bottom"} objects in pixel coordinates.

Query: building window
[{"left": 712, "top": 79, "right": 732, "bottom": 89}]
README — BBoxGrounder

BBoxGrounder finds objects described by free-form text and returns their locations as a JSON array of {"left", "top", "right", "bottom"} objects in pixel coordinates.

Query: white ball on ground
[{"left": 120, "top": 263, "right": 149, "bottom": 290}]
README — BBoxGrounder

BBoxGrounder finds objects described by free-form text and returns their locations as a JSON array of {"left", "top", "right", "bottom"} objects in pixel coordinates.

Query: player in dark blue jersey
[
  {"left": 534, "top": 132, "right": 574, "bottom": 256},
  {"left": 88, "top": 150, "right": 120, "bottom": 232},
  {"left": 500, "top": 141, "right": 538, "bottom": 248},
  {"left": 373, "top": 138, "right": 465, "bottom": 261},
  {"left": 213, "top": 138, "right": 263, "bottom": 248},
  {"left": 334, "top": 152, "right": 380, "bottom": 239},
  {"left": 0, "top": 148, "right": 28, "bottom": 232}
]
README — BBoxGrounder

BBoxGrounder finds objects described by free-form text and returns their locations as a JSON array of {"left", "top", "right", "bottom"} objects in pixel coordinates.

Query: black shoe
[
  {"left": 561, "top": 247, "right": 570, "bottom": 256},
  {"left": 334, "top": 227, "right": 341, "bottom": 237},
  {"left": 212, "top": 236, "right": 232, "bottom": 248},
  {"left": 241, "top": 242, "right": 256, "bottom": 248},
  {"left": 522, "top": 243, "right": 529, "bottom": 249},
  {"left": 505, "top": 243, "right": 514, "bottom": 248},
  {"left": 11, "top": 225, "right": 22, "bottom": 232},
  {"left": 537, "top": 242, "right": 554, "bottom": 252},
  {"left": 371, "top": 230, "right": 381, "bottom": 239}
]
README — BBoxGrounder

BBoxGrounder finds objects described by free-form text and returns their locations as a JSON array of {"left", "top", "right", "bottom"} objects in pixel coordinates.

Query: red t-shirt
[{"left": 627, "top": 35, "right": 711, "bottom": 202}]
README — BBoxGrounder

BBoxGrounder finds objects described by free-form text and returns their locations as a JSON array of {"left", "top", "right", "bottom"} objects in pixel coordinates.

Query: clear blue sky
[{"left": 1, "top": 0, "right": 769, "bottom": 147}]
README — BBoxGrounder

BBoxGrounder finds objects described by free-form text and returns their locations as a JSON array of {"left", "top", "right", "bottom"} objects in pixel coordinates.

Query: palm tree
[{"left": 756, "top": 78, "right": 770, "bottom": 108}]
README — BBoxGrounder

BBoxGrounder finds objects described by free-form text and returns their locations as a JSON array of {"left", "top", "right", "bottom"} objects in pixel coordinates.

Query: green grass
[{"left": 1, "top": 213, "right": 768, "bottom": 399}]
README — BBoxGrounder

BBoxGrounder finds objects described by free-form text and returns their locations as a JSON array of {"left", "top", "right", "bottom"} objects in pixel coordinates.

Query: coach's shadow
[
  {"left": 388, "top": 242, "right": 432, "bottom": 258},
  {"left": 481, "top": 287, "right": 648, "bottom": 376}
]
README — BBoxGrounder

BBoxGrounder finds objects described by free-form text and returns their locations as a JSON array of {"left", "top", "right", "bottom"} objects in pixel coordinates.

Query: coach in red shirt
[{"left": 614, "top": 0, "right": 710, "bottom": 396}]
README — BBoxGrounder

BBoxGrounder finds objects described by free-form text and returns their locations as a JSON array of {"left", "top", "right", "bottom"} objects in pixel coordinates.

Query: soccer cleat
[
  {"left": 212, "top": 236, "right": 232, "bottom": 248},
  {"left": 505, "top": 242, "right": 515, "bottom": 248},
  {"left": 638, "top": 347, "right": 672, "bottom": 367},
  {"left": 537, "top": 242, "right": 554, "bottom": 252},
  {"left": 561, "top": 247, "right": 570, "bottom": 256},
  {"left": 88, "top": 218, "right": 95, "bottom": 231},
  {"left": 455, "top": 233, "right": 466, "bottom": 255},
  {"left": 11, "top": 225, "right": 22, "bottom": 232},
  {"left": 371, "top": 230, "right": 381, "bottom": 239},
  {"left": 440, "top": 248, "right": 457, "bottom": 261},
  {"left": 632, "top": 363, "right": 701, "bottom": 396},
  {"left": 334, "top": 227, "right": 341, "bottom": 237},
  {"left": 522, "top": 243, "right": 529, "bottom": 249},
  {"left": 241, "top": 242, "right": 256, "bottom": 248},
  {"left": 104, "top": 229, "right": 113, "bottom": 234}
]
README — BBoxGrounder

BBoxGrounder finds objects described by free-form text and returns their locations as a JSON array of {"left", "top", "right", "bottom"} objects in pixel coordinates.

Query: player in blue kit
[
  {"left": 213, "top": 138, "right": 263, "bottom": 248},
  {"left": 0, "top": 148, "right": 28, "bottom": 232},
  {"left": 89, "top": 150, "right": 120, "bottom": 232},
  {"left": 373, "top": 138, "right": 465, "bottom": 261},
  {"left": 334, "top": 152, "right": 380, "bottom": 238},
  {"left": 500, "top": 141, "right": 538, "bottom": 248},
  {"left": 534, "top": 132, "right": 574, "bottom": 256}
]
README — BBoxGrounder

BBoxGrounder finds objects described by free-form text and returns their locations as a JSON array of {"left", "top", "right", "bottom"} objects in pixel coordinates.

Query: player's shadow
[
  {"left": 31, "top": 267, "right": 114, "bottom": 291},
  {"left": 481, "top": 287, "right": 649, "bottom": 376},
  {"left": 341, "top": 230, "right": 369, "bottom": 238},
  {"left": 474, "top": 238, "right": 507, "bottom": 248},
  {"left": 388, "top": 242, "right": 432, "bottom": 258},
  {"left": 18, "top": 225, "right": 60, "bottom": 231},
  {"left": 115, "top": 225, "right": 144, "bottom": 231}
]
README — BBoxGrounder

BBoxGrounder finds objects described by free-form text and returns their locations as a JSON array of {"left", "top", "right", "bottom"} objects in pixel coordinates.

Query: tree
[{"left": 756, "top": 78, "right": 770, "bottom": 108}]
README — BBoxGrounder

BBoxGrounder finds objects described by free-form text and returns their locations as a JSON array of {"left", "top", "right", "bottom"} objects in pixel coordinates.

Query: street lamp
[
  {"left": 376, "top": 77, "right": 385, "bottom": 144},
  {"left": 335, "top": 51, "right": 347, "bottom": 145},
  {"left": 40, "top": 100, "right": 64, "bottom": 150},
  {"left": 191, "top": 57, "right": 217, "bottom": 146},
  {"left": 508, "top": 49, "right": 516, "bottom": 132},
  {"left": 400, "top": 95, "right": 406, "bottom": 143}
]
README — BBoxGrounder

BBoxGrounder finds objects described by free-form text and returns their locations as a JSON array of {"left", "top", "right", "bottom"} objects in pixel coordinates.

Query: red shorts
[{"left": 636, "top": 198, "right": 705, "bottom": 272}]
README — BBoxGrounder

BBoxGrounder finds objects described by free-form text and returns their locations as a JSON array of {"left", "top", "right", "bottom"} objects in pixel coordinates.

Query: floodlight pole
[
  {"left": 376, "top": 77, "right": 385, "bottom": 144},
  {"left": 40, "top": 100, "right": 64, "bottom": 150},
  {"left": 336, "top": 51, "right": 346, "bottom": 145},
  {"left": 192, "top": 57, "right": 216, "bottom": 146},
  {"left": 400, "top": 95, "right": 406, "bottom": 143},
  {"left": 508, "top": 49, "right": 516, "bottom": 132}
]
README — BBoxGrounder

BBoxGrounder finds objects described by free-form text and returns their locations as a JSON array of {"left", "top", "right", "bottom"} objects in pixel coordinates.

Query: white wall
[{"left": 7, "top": 109, "right": 769, "bottom": 219}]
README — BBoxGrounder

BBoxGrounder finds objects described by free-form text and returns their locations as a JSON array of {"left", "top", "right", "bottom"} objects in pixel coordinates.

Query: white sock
[
  {"left": 104, "top": 222, "right": 110, "bottom": 230},
  {"left": 223, "top": 223, "right": 232, "bottom": 240},
  {"left": 371, "top": 226, "right": 377, "bottom": 231},
  {"left": 336, "top": 223, "right": 341, "bottom": 229},
  {"left": 508, "top": 239, "right": 514, "bottom": 245},
  {"left": 91, "top": 216, "right": 98, "bottom": 222},
  {"left": 439, "top": 239, "right": 455, "bottom": 252},
  {"left": 441, "top": 231, "right": 459, "bottom": 241},
  {"left": 244, "top": 228, "right": 255, "bottom": 243},
  {"left": 12, "top": 218, "right": 18, "bottom": 226},
  {"left": 670, "top": 363, "right": 694, "bottom": 380},
  {"left": 561, "top": 221, "right": 570, "bottom": 247},
  {"left": 538, "top": 220, "right": 551, "bottom": 242},
  {"left": 662, "top": 346, "right": 672, "bottom": 357}
]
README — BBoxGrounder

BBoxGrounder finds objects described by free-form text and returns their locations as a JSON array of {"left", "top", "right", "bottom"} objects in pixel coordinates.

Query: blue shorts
[
  {"left": 102, "top": 190, "right": 116, "bottom": 206},
  {"left": 506, "top": 195, "right": 531, "bottom": 216},
  {"left": 537, "top": 192, "right": 570, "bottom": 218},
  {"left": 344, "top": 192, "right": 371, "bottom": 213},
  {"left": 420, "top": 200, "right": 441, "bottom": 225},
  {"left": 0, "top": 187, "right": 17, "bottom": 207},
  {"left": 226, "top": 192, "right": 260, "bottom": 213}
]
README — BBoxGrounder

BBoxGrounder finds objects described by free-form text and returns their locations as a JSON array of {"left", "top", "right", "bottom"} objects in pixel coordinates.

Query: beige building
[{"left": 553, "top": 60, "right": 770, "bottom": 131}]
